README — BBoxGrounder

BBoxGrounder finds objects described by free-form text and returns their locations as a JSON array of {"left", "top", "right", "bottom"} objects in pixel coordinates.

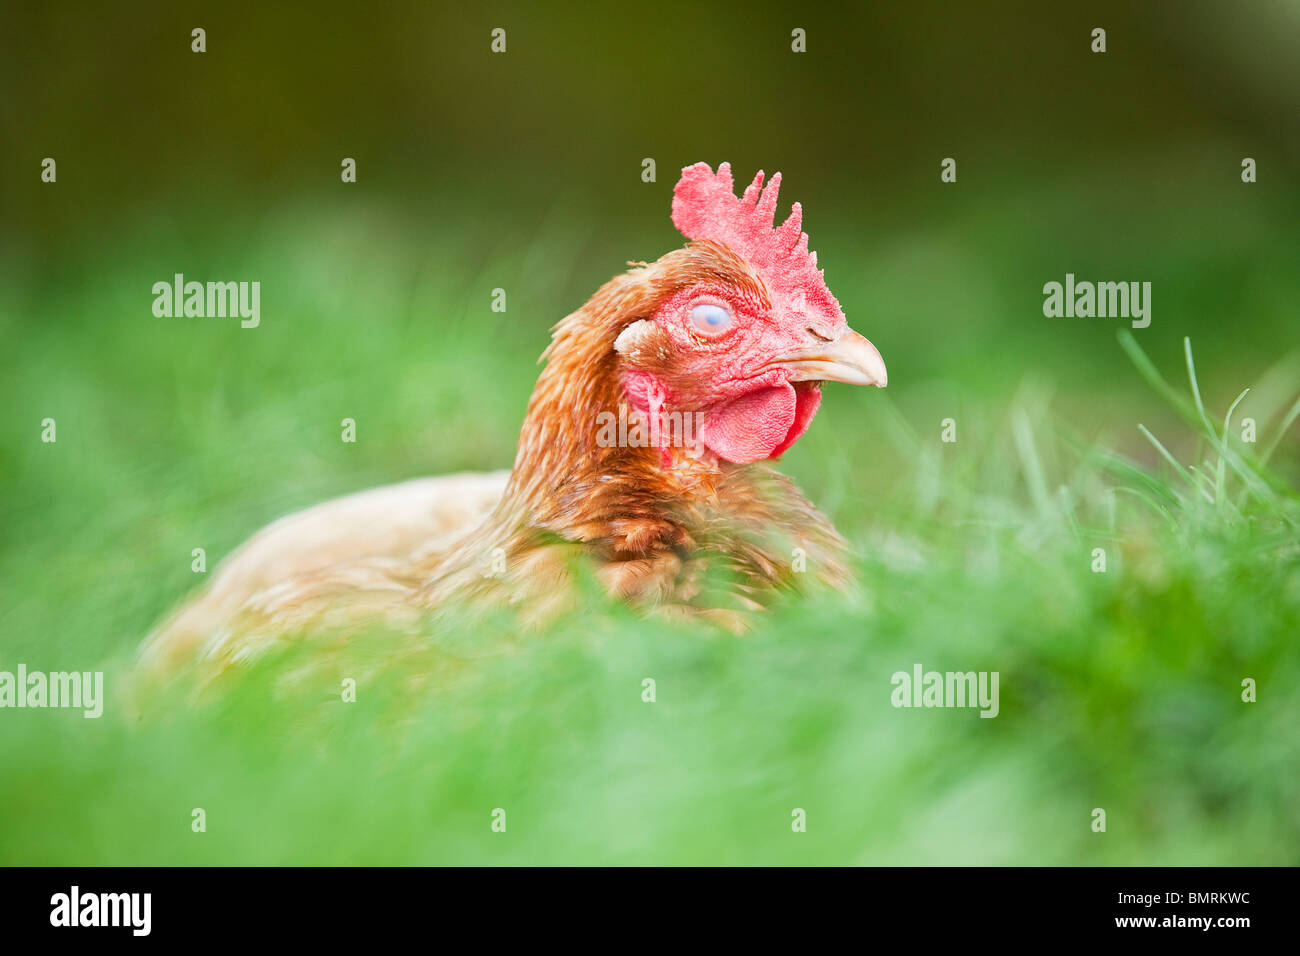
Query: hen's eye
[{"left": 690, "top": 303, "right": 733, "bottom": 336}]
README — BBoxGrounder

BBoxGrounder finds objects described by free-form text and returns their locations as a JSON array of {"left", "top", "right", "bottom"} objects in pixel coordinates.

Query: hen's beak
[{"left": 772, "top": 329, "right": 888, "bottom": 387}]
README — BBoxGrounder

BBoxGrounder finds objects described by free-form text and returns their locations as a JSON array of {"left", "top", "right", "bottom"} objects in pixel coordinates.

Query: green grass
[{"left": 1, "top": 201, "right": 1298, "bottom": 865}]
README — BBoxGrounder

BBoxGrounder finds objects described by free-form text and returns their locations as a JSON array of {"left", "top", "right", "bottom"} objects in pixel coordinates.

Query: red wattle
[{"left": 700, "top": 384, "right": 798, "bottom": 464}]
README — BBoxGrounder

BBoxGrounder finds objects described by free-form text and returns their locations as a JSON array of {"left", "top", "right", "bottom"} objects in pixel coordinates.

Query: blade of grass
[
  {"left": 1261, "top": 393, "right": 1300, "bottom": 468},
  {"left": 1012, "top": 407, "right": 1055, "bottom": 523},
  {"left": 1217, "top": 387, "right": 1250, "bottom": 505},
  {"left": 1184, "top": 337, "right": 1217, "bottom": 439},
  {"left": 1112, "top": 485, "right": 1178, "bottom": 528},
  {"left": 1138, "top": 423, "right": 1213, "bottom": 505},
  {"left": 1096, "top": 449, "right": 1182, "bottom": 509},
  {"left": 1118, "top": 330, "right": 1200, "bottom": 426},
  {"left": 1122, "top": 332, "right": 1278, "bottom": 506}
]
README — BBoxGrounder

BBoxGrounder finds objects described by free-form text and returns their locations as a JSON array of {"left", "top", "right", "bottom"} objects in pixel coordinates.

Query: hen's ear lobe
[{"left": 614, "top": 319, "right": 659, "bottom": 359}]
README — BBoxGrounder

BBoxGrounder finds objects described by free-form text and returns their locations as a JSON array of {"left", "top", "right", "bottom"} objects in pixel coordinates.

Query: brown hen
[{"left": 139, "top": 162, "right": 887, "bottom": 677}]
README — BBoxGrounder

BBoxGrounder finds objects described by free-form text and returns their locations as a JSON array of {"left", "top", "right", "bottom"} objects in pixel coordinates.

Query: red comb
[{"left": 671, "top": 162, "right": 844, "bottom": 326}]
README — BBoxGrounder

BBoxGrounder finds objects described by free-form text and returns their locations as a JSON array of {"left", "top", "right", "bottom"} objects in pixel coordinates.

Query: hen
[{"left": 140, "top": 162, "right": 887, "bottom": 676}]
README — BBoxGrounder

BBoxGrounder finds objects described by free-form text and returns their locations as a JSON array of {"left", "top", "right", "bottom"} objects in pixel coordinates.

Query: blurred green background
[{"left": 0, "top": 1, "right": 1297, "bottom": 864}]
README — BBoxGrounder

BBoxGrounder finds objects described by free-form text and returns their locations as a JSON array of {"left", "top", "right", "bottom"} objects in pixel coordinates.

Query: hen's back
[{"left": 138, "top": 471, "right": 509, "bottom": 674}]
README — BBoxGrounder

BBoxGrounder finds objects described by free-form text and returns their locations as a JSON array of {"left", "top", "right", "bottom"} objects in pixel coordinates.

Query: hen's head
[{"left": 613, "top": 162, "right": 886, "bottom": 466}]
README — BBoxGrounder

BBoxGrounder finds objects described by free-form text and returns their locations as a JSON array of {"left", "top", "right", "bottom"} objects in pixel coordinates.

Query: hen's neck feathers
[{"left": 509, "top": 263, "right": 709, "bottom": 551}]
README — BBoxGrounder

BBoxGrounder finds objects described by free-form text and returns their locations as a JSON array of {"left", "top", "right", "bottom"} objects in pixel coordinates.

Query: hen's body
[
  {"left": 139, "top": 473, "right": 507, "bottom": 673},
  {"left": 140, "top": 163, "right": 885, "bottom": 679}
]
